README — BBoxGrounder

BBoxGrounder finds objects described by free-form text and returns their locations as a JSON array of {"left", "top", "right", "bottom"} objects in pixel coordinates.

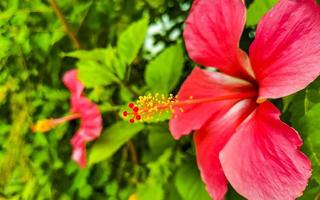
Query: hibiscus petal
[
  {"left": 219, "top": 102, "right": 311, "bottom": 200},
  {"left": 194, "top": 99, "right": 256, "bottom": 200},
  {"left": 71, "top": 134, "right": 87, "bottom": 168},
  {"left": 62, "top": 70, "right": 84, "bottom": 97},
  {"left": 69, "top": 96, "right": 102, "bottom": 168},
  {"left": 73, "top": 97, "right": 103, "bottom": 141},
  {"left": 249, "top": 0, "right": 320, "bottom": 99},
  {"left": 169, "top": 67, "right": 255, "bottom": 139},
  {"left": 184, "top": 0, "right": 254, "bottom": 79},
  {"left": 63, "top": 69, "right": 102, "bottom": 168}
]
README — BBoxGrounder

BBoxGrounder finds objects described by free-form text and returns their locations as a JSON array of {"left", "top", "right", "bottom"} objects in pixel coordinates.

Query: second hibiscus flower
[{"left": 32, "top": 70, "right": 102, "bottom": 168}]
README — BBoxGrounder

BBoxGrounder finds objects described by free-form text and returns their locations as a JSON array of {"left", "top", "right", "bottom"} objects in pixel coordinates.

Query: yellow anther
[
  {"left": 257, "top": 98, "right": 267, "bottom": 104},
  {"left": 31, "top": 113, "right": 81, "bottom": 132},
  {"left": 128, "top": 193, "right": 138, "bottom": 200},
  {"left": 128, "top": 93, "right": 178, "bottom": 122},
  {"left": 31, "top": 119, "right": 55, "bottom": 132}
]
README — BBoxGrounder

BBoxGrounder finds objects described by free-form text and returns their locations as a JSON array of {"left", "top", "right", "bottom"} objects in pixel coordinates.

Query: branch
[
  {"left": 127, "top": 140, "right": 139, "bottom": 166},
  {"left": 49, "top": 0, "right": 82, "bottom": 50}
]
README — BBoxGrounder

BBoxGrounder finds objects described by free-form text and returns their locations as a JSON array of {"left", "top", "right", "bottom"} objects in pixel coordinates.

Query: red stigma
[
  {"left": 123, "top": 93, "right": 178, "bottom": 123},
  {"left": 136, "top": 115, "right": 141, "bottom": 120},
  {"left": 133, "top": 107, "right": 139, "bottom": 112},
  {"left": 123, "top": 102, "right": 141, "bottom": 123}
]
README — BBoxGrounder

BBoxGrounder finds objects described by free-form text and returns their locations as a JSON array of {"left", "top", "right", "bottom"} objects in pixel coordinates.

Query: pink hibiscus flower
[
  {"left": 125, "top": 0, "right": 320, "bottom": 199},
  {"left": 172, "top": 0, "right": 320, "bottom": 199},
  {"left": 32, "top": 70, "right": 102, "bottom": 168}
]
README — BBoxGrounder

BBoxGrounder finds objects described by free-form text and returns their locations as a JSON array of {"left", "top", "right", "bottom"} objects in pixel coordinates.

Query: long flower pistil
[
  {"left": 31, "top": 113, "right": 81, "bottom": 132},
  {"left": 123, "top": 92, "right": 257, "bottom": 123}
]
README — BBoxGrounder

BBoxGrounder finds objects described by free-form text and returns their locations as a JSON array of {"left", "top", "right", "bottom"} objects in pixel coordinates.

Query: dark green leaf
[
  {"left": 145, "top": 0, "right": 164, "bottom": 8},
  {"left": 175, "top": 161, "right": 211, "bottom": 200},
  {"left": 147, "top": 125, "right": 175, "bottom": 157},
  {"left": 89, "top": 121, "right": 144, "bottom": 164},
  {"left": 137, "top": 149, "right": 173, "bottom": 200}
]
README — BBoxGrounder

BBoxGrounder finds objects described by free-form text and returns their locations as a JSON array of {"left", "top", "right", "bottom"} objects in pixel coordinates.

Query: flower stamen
[
  {"left": 31, "top": 113, "right": 81, "bottom": 132},
  {"left": 123, "top": 91, "right": 257, "bottom": 123}
]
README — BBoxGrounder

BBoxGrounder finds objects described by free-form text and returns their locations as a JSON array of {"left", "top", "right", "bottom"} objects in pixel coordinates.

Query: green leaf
[
  {"left": 175, "top": 161, "right": 211, "bottom": 200},
  {"left": 145, "top": 0, "right": 164, "bottom": 8},
  {"left": 282, "top": 94, "right": 295, "bottom": 112},
  {"left": 117, "top": 16, "right": 149, "bottom": 76},
  {"left": 145, "top": 42, "right": 184, "bottom": 93},
  {"left": 66, "top": 47, "right": 128, "bottom": 82},
  {"left": 33, "top": 32, "right": 52, "bottom": 52},
  {"left": 77, "top": 60, "right": 118, "bottom": 87},
  {"left": 137, "top": 149, "right": 173, "bottom": 200},
  {"left": 303, "top": 103, "right": 320, "bottom": 138},
  {"left": 147, "top": 125, "right": 175, "bottom": 157},
  {"left": 0, "top": 36, "right": 12, "bottom": 60},
  {"left": 89, "top": 121, "right": 144, "bottom": 164},
  {"left": 247, "top": 0, "right": 278, "bottom": 26},
  {"left": 143, "top": 124, "right": 175, "bottom": 163},
  {"left": 301, "top": 103, "right": 320, "bottom": 184},
  {"left": 297, "top": 180, "right": 319, "bottom": 200},
  {"left": 137, "top": 180, "right": 164, "bottom": 200},
  {"left": 63, "top": 48, "right": 111, "bottom": 62},
  {"left": 288, "top": 91, "right": 306, "bottom": 128},
  {"left": 305, "top": 87, "right": 320, "bottom": 111}
]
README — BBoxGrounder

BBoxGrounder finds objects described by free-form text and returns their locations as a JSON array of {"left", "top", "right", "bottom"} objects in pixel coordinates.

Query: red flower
[
  {"left": 168, "top": 0, "right": 320, "bottom": 199},
  {"left": 32, "top": 70, "right": 102, "bottom": 168}
]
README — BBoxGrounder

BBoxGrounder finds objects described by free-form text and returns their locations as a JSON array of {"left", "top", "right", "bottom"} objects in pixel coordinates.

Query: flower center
[
  {"left": 31, "top": 113, "right": 81, "bottom": 132},
  {"left": 122, "top": 91, "right": 257, "bottom": 123}
]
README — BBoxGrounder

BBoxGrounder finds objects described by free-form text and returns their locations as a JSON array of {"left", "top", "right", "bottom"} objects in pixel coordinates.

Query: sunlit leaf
[
  {"left": 301, "top": 103, "right": 320, "bottom": 184},
  {"left": 117, "top": 16, "right": 149, "bottom": 78},
  {"left": 0, "top": 36, "right": 12, "bottom": 60},
  {"left": 65, "top": 47, "right": 127, "bottom": 82},
  {"left": 247, "top": 0, "right": 278, "bottom": 26},
  {"left": 77, "top": 60, "right": 118, "bottom": 87},
  {"left": 137, "top": 180, "right": 164, "bottom": 200},
  {"left": 145, "top": 42, "right": 184, "bottom": 93},
  {"left": 63, "top": 49, "right": 111, "bottom": 62}
]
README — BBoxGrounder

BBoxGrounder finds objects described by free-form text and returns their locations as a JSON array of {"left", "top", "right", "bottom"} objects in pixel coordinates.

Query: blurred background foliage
[{"left": 0, "top": 0, "right": 320, "bottom": 199}]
